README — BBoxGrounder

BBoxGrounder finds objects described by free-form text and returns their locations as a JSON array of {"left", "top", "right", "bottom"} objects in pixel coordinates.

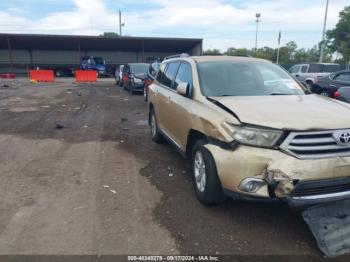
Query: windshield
[
  {"left": 130, "top": 64, "right": 149, "bottom": 75},
  {"left": 93, "top": 57, "right": 105, "bottom": 65},
  {"left": 197, "top": 61, "right": 305, "bottom": 97}
]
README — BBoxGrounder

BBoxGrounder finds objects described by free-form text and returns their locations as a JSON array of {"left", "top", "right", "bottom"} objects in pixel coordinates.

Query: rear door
[
  {"left": 155, "top": 62, "right": 180, "bottom": 139},
  {"left": 166, "top": 62, "right": 194, "bottom": 149}
]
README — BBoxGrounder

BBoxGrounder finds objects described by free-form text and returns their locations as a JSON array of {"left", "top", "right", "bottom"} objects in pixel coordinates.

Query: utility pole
[
  {"left": 319, "top": 0, "right": 329, "bottom": 63},
  {"left": 255, "top": 13, "right": 261, "bottom": 51},
  {"left": 276, "top": 30, "right": 281, "bottom": 64},
  {"left": 119, "top": 10, "right": 122, "bottom": 36}
]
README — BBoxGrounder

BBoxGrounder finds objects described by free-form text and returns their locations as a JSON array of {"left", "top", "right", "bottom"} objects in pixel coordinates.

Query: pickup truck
[{"left": 289, "top": 63, "right": 340, "bottom": 87}]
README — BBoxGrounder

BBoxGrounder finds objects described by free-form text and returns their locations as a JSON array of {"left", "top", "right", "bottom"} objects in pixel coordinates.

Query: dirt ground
[{"left": 0, "top": 78, "right": 344, "bottom": 260}]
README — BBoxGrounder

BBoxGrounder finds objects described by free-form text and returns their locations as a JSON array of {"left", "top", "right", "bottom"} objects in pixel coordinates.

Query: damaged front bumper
[{"left": 204, "top": 144, "right": 350, "bottom": 207}]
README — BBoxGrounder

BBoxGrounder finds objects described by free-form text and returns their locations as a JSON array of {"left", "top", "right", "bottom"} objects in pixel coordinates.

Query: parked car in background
[
  {"left": 144, "top": 61, "right": 160, "bottom": 101},
  {"left": 81, "top": 56, "right": 108, "bottom": 77},
  {"left": 148, "top": 55, "right": 350, "bottom": 207},
  {"left": 122, "top": 63, "right": 149, "bottom": 94},
  {"left": 115, "top": 65, "right": 124, "bottom": 86},
  {"left": 333, "top": 86, "right": 350, "bottom": 103},
  {"left": 289, "top": 63, "right": 340, "bottom": 87},
  {"left": 311, "top": 70, "right": 350, "bottom": 98}
]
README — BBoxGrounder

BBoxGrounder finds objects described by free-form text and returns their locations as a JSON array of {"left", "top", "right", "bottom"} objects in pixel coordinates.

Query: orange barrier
[
  {"left": 75, "top": 70, "right": 97, "bottom": 82},
  {"left": 0, "top": 73, "right": 15, "bottom": 79},
  {"left": 29, "top": 70, "right": 54, "bottom": 82}
]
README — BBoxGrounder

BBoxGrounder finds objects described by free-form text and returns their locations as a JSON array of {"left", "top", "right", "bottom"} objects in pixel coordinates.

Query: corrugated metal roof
[{"left": 0, "top": 33, "right": 202, "bottom": 53}]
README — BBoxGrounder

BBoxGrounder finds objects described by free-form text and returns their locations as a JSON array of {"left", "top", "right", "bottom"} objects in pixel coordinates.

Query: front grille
[
  {"left": 280, "top": 130, "right": 350, "bottom": 159},
  {"left": 291, "top": 178, "right": 350, "bottom": 197}
]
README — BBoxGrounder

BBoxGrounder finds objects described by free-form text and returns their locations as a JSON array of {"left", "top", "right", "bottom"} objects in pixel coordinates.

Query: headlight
[{"left": 222, "top": 123, "right": 283, "bottom": 148}]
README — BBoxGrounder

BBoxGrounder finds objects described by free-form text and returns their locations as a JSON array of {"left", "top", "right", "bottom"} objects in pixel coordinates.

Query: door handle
[{"left": 295, "top": 74, "right": 300, "bottom": 77}]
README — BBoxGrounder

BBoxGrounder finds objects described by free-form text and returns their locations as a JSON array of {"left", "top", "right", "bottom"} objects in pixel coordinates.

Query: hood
[{"left": 209, "top": 94, "right": 350, "bottom": 130}]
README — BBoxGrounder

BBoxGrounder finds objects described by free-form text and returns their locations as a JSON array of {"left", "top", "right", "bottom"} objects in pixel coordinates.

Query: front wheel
[{"left": 191, "top": 140, "right": 226, "bottom": 205}]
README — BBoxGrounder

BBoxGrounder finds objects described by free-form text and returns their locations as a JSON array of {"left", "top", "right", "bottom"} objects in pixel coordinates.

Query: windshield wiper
[
  {"left": 216, "top": 94, "right": 235, "bottom": 97},
  {"left": 269, "top": 93, "right": 293, "bottom": 95}
]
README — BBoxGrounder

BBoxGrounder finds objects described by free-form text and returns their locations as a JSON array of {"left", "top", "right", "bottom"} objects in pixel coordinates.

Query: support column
[{"left": 7, "top": 37, "right": 13, "bottom": 73}]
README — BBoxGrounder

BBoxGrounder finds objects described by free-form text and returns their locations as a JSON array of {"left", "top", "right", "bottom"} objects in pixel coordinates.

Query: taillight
[
  {"left": 144, "top": 79, "right": 153, "bottom": 86},
  {"left": 333, "top": 91, "right": 341, "bottom": 98},
  {"left": 122, "top": 74, "right": 129, "bottom": 82}
]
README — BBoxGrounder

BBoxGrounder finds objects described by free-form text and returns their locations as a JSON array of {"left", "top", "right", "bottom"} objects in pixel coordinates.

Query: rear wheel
[
  {"left": 305, "top": 80, "right": 313, "bottom": 89},
  {"left": 191, "top": 140, "right": 226, "bottom": 205},
  {"left": 150, "top": 109, "right": 163, "bottom": 143},
  {"left": 144, "top": 87, "right": 148, "bottom": 102}
]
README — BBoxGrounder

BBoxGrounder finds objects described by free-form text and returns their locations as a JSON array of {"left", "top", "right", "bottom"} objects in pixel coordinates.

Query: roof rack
[{"left": 163, "top": 53, "right": 189, "bottom": 61}]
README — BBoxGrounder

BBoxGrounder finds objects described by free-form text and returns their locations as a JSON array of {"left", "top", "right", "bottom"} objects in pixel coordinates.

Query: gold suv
[{"left": 148, "top": 55, "right": 350, "bottom": 207}]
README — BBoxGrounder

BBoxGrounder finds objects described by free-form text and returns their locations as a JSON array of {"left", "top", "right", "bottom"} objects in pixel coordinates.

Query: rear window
[
  {"left": 308, "top": 64, "right": 323, "bottom": 73},
  {"left": 149, "top": 62, "right": 160, "bottom": 78},
  {"left": 130, "top": 64, "right": 149, "bottom": 75},
  {"left": 161, "top": 62, "right": 180, "bottom": 88},
  {"left": 156, "top": 63, "right": 166, "bottom": 82},
  {"left": 323, "top": 64, "right": 340, "bottom": 73}
]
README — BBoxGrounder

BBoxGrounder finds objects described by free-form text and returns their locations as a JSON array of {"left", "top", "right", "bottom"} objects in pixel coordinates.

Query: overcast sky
[{"left": 0, "top": 0, "right": 348, "bottom": 51}]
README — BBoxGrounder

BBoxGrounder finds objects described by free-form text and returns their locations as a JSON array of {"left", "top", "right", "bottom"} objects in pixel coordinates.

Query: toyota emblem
[{"left": 337, "top": 132, "right": 350, "bottom": 145}]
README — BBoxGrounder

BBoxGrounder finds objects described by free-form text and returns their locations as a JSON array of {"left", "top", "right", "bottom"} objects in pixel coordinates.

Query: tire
[
  {"left": 144, "top": 87, "right": 148, "bottom": 102},
  {"left": 149, "top": 109, "right": 163, "bottom": 143},
  {"left": 131, "top": 86, "right": 135, "bottom": 95},
  {"left": 191, "top": 140, "right": 226, "bottom": 205},
  {"left": 305, "top": 80, "right": 313, "bottom": 89}
]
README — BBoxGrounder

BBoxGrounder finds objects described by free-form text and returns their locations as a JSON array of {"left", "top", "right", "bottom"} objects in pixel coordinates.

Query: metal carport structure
[{"left": 0, "top": 33, "right": 203, "bottom": 74}]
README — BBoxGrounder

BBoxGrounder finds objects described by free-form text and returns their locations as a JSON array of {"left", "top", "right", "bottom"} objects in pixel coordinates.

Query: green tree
[
  {"left": 225, "top": 48, "right": 251, "bottom": 56},
  {"left": 203, "top": 49, "right": 222, "bottom": 55},
  {"left": 100, "top": 32, "right": 119, "bottom": 37},
  {"left": 326, "top": 6, "right": 350, "bottom": 63}
]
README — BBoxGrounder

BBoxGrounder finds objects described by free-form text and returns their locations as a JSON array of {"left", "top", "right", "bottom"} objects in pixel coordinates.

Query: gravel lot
[{"left": 0, "top": 78, "right": 345, "bottom": 260}]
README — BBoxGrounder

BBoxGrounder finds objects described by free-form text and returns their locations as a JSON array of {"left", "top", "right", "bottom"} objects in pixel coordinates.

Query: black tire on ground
[
  {"left": 305, "top": 80, "right": 313, "bottom": 88},
  {"left": 149, "top": 109, "right": 163, "bottom": 143},
  {"left": 144, "top": 88, "right": 148, "bottom": 102},
  {"left": 131, "top": 86, "right": 135, "bottom": 95},
  {"left": 191, "top": 140, "right": 226, "bottom": 205}
]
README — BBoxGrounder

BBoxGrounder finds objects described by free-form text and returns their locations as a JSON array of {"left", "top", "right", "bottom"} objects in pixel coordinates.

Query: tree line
[{"left": 204, "top": 6, "right": 350, "bottom": 66}]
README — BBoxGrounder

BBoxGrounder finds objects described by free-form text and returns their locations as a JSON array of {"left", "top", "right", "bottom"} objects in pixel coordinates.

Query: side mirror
[{"left": 176, "top": 82, "right": 190, "bottom": 96}]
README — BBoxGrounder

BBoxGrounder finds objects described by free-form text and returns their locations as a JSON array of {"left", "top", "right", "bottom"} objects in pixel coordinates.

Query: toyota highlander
[{"left": 148, "top": 55, "right": 350, "bottom": 207}]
